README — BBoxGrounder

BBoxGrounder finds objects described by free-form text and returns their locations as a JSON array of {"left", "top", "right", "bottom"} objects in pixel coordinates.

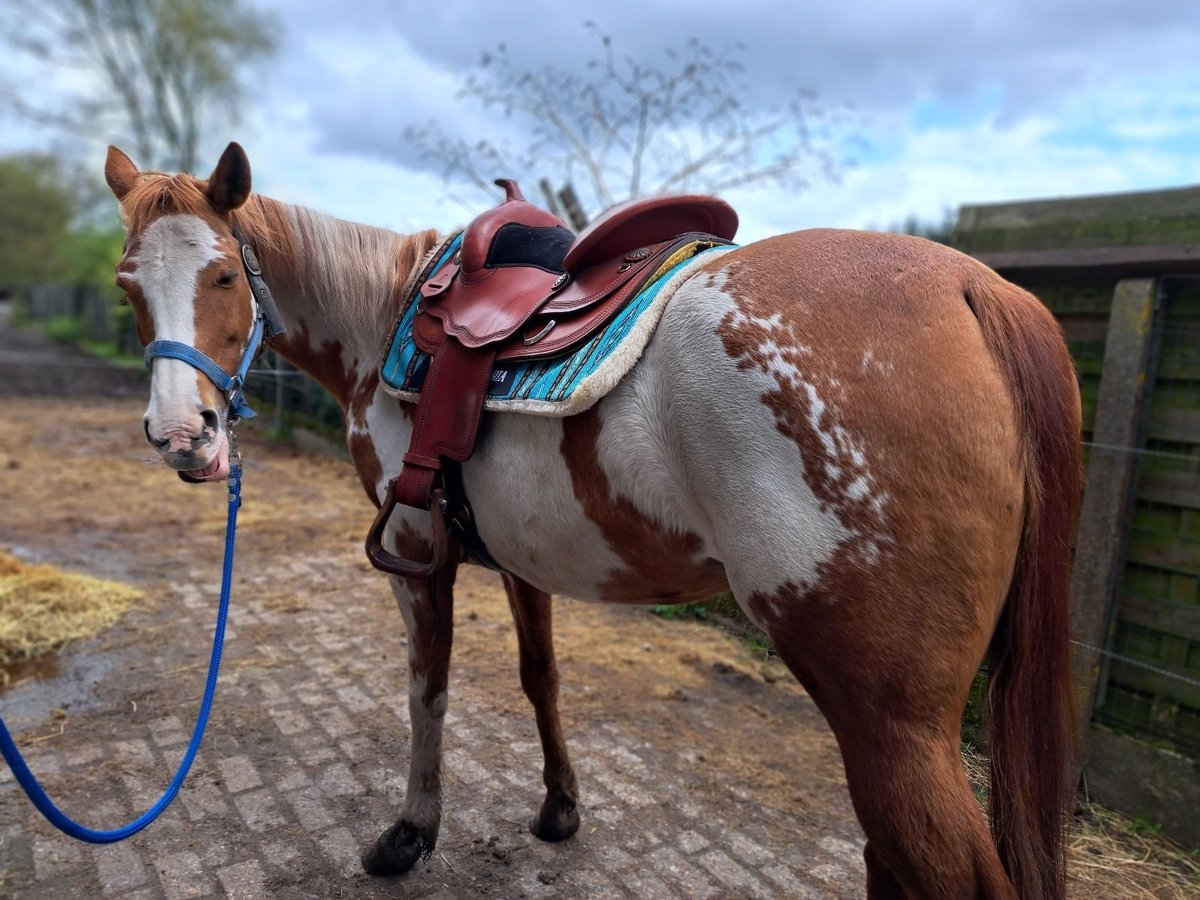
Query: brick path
[
  {"left": 0, "top": 550, "right": 865, "bottom": 899},
  {"left": 0, "top": 313, "right": 866, "bottom": 898}
]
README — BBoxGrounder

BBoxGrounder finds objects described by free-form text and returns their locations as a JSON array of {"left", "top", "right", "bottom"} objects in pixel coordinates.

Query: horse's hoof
[
  {"left": 361, "top": 819, "right": 436, "bottom": 876},
  {"left": 529, "top": 800, "right": 580, "bottom": 842}
]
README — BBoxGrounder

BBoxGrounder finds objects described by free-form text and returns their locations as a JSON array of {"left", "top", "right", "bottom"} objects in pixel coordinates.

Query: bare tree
[
  {"left": 0, "top": 0, "right": 276, "bottom": 172},
  {"left": 407, "top": 24, "right": 853, "bottom": 218}
]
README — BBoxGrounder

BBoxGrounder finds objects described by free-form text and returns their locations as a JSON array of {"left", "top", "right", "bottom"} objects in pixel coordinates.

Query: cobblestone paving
[
  {"left": 0, "top": 331, "right": 867, "bottom": 897},
  {"left": 1, "top": 548, "right": 865, "bottom": 898}
]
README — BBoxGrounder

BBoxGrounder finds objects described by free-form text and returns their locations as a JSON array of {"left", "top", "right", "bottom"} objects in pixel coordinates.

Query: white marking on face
[{"left": 128, "top": 215, "right": 223, "bottom": 434}]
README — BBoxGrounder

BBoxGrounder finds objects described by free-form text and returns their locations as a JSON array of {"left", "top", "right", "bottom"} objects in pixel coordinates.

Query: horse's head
[{"left": 105, "top": 142, "right": 277, "bottom": 483}]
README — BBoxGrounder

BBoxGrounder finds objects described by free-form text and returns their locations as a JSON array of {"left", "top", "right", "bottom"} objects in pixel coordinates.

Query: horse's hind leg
[
  {"left": 362, "top": 561, "right": 457, "bottom": 876},
  {"left": 840, "top": 718, "right": 1014, "bottom": 899},
  {"left": 758, "top": 588, "right": 1016, "bottom": 900},
  {"left": 502, "top": 573, "right": 581, "bottom": 842}
]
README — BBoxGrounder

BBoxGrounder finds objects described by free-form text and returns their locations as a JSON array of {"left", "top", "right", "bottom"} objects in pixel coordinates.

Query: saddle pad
[{"left": 380, "top": 237, "right": 734, "bottom": 417}]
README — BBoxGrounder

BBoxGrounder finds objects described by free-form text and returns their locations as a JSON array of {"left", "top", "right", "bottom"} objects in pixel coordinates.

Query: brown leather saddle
[{"left": 366, "top": 180, "right": 737, "bottom": 577}]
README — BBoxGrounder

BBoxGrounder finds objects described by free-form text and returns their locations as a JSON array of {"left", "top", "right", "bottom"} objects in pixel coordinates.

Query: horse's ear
[
  {"left": 105, "top": 146, "right": 139, "bottom": 200},
  {"left": 205, "top": 142, "right": 252, "bottom": 214}
]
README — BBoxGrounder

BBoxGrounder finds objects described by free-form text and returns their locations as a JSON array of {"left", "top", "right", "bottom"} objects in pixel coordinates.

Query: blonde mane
[{"left": 118, "top": 171, "right": 441, "bottom": 340}]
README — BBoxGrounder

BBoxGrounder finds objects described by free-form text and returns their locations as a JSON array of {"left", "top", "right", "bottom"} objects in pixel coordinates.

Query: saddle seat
[
  {"left": 366, "top": 179, "right": 737, "bottom": 577},
  {"left": 414, "top": 180, "right": 737, "bottom": 354}
]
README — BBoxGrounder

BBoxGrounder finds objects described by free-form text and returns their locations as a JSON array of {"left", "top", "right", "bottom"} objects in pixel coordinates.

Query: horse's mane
[{"left": 118, "top": 172, "right": 441, "bottom": 340}]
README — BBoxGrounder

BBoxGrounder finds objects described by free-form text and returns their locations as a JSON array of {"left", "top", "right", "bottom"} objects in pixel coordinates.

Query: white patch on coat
[
  {"left": 358, "top": 386, "right": 434, "bottom": 553},
  {"left": 600, "top": 267, "right": 854, "bottom": 625},
  {"left": 463, "top": 414, "right": 624, "bottom": 598},
  {"left": 390, "top": 578, "right": 446, "bottom": 830},
  {"left": 127, "top": 215, "right": 222, "bottom": 432},
  {"left": 721, "top": 283, "right": 891, "bottom": 559},
  {"left": 353, "top": 357, "right": 645, "bottom": 600},
  {"left": 861, "top": 345, "right": 894, "bottom": 376}
]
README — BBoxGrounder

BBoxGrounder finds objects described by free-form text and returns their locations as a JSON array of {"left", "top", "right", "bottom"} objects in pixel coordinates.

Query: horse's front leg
[
  {"left": 362, "top": 560, "right": 457, "bottom": 876},
  {"left": 502, "top": 573, "right": 581, "bottom": 842}
]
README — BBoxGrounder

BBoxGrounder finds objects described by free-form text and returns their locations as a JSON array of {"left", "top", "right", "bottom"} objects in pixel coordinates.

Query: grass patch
[
  {"left": 650, "top": 601, "right": 710, "bottom": 621},
  {"left": 77, "top": 338, "right": 143, "bottom": 369},
  {"left": 0, "top": 551, "right": 144, "bottom": 671},
  {"left": 42, "top": 315, "right": 87, "bottom": 345},
  {"left": 651, "top": 593, "right": 778, "bottom": 661},
  {"left": 961, "top": 670, "right": 989, "bottom": 749}
]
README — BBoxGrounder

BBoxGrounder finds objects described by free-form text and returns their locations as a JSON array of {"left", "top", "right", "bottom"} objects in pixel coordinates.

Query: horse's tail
[{"left": 963, "top": 266, "right": 1082, "bottom": 900}]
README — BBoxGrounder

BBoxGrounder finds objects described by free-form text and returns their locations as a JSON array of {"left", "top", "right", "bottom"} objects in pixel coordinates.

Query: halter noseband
[{"left": 142, "top": 225, "right": 287, "bottom": 421}]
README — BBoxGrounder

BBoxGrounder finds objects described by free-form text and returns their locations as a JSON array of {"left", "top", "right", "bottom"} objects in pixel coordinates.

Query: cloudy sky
[{"left": 3, "top": 0, "right": 1198, "bottom": 243}]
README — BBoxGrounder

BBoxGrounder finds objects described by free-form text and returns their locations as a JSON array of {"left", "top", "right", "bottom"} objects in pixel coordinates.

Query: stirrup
[{"left": 365, "top": 480, "right": 449, "bottom": 577}]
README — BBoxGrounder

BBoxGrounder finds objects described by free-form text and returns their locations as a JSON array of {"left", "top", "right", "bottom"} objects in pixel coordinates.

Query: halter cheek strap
[
  {"left": 142, "top": 227, "right": 287, "bottom": 422},
  {"left": 232, "top": 224, "right": 287, "bottom": 342}
]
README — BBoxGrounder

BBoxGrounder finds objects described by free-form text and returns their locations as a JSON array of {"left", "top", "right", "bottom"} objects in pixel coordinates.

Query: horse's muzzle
[{"left": 152, "top": 429, "right": 230, "bottom": 483}]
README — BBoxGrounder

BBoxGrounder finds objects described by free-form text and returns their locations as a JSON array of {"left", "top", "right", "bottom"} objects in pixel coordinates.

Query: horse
[{"left": 103, "top": 141, "right": 1081, "bottom": 899}]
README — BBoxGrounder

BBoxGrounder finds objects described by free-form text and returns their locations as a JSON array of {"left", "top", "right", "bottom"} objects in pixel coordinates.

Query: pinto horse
[{"left": 104, "top": 142, "right": 1080, "bottom": 899}]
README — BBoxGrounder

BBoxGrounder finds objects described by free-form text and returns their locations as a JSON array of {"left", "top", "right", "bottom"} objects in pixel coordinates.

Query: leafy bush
[{"left": 43, "top": 315, "right": 87, "bottom": 344}]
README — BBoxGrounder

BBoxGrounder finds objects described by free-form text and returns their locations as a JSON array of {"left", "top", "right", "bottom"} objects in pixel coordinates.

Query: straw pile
[
  {"left": 961, "top": 746, "right": 1200, "bottom": 898},
  {"left": 0, "top": 551, "right": 144, "bottom": 670}
]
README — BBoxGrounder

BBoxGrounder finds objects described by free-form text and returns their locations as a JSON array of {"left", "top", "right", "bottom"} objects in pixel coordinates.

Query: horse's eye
[{"left": 215, "top": 270, "right": 238, "bottom": 288}]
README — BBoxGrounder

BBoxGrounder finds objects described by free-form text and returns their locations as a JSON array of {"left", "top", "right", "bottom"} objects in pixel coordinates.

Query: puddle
[
  {"left": 0, "top": 643, "right": 119, "bottom": 734},
  {"left": 0, "top": 543, "right": 143, "bottom": 733}
]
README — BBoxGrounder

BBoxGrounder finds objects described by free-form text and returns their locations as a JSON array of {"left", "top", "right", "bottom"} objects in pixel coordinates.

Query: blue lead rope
[{"left": 0, "top": 461, "right": 243, "bottom": 843}]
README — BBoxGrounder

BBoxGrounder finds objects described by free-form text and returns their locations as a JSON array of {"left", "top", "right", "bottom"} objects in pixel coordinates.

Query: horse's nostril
[
  {"left": 144, "top": 418, "right": 169, "bottom": 450},
  {"left": 200, "top": 409, "right": 220, "bottom": 434}
]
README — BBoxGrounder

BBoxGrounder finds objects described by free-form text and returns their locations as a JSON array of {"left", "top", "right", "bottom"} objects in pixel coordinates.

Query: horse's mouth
[{"left": 175, "top": 432, "right": 230, "bottom": 484}]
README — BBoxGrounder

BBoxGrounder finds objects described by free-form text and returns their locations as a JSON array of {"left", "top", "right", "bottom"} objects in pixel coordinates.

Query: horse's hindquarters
[{"left": 651, "top": 230, "right": 1034, "bottom": 897}]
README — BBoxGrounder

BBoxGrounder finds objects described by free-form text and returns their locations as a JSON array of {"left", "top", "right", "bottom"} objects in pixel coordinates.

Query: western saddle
[{"left": 366, "top": 180, "right": 737, "bottom": 577}]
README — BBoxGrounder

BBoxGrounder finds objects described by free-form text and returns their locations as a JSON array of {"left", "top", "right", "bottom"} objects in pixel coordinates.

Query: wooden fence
[{"left": 957, "top": 186, "right": 1200, "bottom": 843}]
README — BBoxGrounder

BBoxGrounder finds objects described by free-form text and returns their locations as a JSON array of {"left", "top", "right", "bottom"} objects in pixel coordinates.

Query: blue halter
[
  {"left": 144, "top": 318, "right": 264, "bottom": 420},
  {"left": 142, "top": 228, "right": 286, "bottom": 421}
]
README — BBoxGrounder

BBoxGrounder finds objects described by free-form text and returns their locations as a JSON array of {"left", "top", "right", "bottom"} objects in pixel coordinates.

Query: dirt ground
[{"left": 1, "top": 308, "right": 1196, "bottom": 899}]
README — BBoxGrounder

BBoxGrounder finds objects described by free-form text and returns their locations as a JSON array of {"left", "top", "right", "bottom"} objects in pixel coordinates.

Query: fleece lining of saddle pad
[{"left": 379, "top": 237, "right": 735, "bottom": 417}]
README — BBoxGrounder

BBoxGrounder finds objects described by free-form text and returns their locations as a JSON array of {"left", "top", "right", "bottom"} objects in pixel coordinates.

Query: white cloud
[{"left": 3, "top": 0, "right": 1197, "bottom": 242}]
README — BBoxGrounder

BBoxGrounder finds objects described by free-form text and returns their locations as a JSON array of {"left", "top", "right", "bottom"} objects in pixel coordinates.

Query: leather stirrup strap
[{"left": 394, "top": 337, "right": 498, "bottom": 510}]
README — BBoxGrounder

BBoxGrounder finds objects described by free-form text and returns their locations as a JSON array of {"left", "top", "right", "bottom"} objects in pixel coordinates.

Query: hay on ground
[
  {"left": 0, "top": 551, "right": 144, "bottom": 668},
  {"left": 960, "top": 745, "right": 1200, "bottom": 898}
]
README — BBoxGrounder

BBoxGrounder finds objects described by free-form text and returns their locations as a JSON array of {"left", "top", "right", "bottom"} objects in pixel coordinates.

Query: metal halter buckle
[{"left": 241, "top": 244, "right": 262, "bottom": 276}]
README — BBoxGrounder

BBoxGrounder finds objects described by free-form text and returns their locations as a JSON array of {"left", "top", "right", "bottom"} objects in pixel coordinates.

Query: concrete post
[{"left": 1069, "top": 277, "right": 1165, "bottom": 773}]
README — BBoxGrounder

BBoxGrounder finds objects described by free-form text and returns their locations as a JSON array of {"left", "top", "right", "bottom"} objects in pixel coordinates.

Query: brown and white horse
[{"left": 104, "top": 142, "right": 1080, "bottom": 899}]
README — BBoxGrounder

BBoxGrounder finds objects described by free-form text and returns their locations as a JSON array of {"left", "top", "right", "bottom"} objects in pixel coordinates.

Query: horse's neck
[{"left": 243, "top": 195, "right": 437, "bottom": 409}]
